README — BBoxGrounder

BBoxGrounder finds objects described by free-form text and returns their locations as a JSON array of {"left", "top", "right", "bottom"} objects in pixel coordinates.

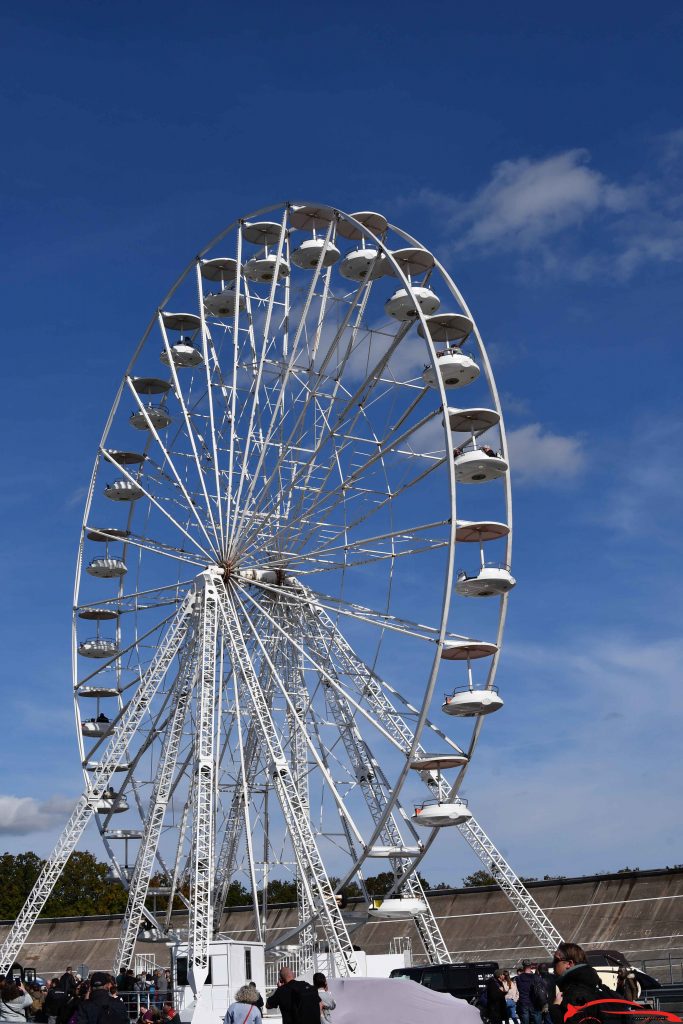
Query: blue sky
[{"left": 1, "top": 0, "right": 682, "bottom": 889}]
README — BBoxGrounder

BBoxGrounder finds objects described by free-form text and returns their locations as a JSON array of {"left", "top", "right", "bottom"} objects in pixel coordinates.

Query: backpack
[
  {"left": 76, "top": 1003, "right": 101, "bottom": 1024},
  {"left": 531, "top": 975, "right": 548, "bottom": 1010},
  {"left": 291, "top": 981, "right": 322, "bottom": 1023}
]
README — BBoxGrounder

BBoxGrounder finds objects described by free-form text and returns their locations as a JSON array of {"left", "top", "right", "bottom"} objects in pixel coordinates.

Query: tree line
[
  {"left": 0, "top": 852, "right": 455, "bottom": 919},
  {"left": 3, "top": 852, "right": 659, "bottom": 920}
]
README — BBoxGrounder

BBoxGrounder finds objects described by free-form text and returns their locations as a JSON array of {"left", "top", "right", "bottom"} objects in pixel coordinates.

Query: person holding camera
[{"left": 0, "top": 981, "right": 34, "bottom": 1022}]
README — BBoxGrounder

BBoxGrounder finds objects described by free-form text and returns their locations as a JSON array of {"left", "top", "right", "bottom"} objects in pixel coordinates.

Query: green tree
[
  {"left": 224, "top": 881, "right": 251, "bottom": 907},
  {"left": 265, "top": 878, "right": 298, "bottom": 903},
  {"left": 44, "top": 852, "right": 129, "bottom": 916},
  {"left": 0, "top": 851, "right": 128, "bottom": 919},
  {"left": 363, "top": 871, "right": 396, "bottom": 897},
  {"left": 0, "top": 852, "right": 44, "bottom": 919},
  {"left": 462, "top": 870, "right": 497, "bottom": 887}
]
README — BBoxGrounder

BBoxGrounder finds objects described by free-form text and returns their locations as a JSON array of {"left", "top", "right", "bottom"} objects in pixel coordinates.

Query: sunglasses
[{"left": 553, "top": 957, "right": 570, "bottom": 965}]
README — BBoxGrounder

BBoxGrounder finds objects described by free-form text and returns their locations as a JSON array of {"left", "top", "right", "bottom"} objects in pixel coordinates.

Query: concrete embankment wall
[{"left": 2, "top": 867, "right": 681, "bottom": 980}]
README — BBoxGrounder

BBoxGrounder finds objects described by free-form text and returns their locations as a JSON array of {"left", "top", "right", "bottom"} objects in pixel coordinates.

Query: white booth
[{"left": 174, "top": 939, "right": 266, "bottom": 1024}]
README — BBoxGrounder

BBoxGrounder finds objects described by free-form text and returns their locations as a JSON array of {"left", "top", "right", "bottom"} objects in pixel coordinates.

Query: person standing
[
  {"left": 89, "top": 975, "right": 129, "bottom": 1024},
  {"left": 550, "top": 942, "right": 621, "bottom": 1024},
  {"left": 616, "top": 968, "right": 639, "bottom": 1003},
  {"left": 224, "top": 986, "right": 262, "bottom": 1024},
  {"left": 485, "top": 970, "right": 509, "bottom": 1024},
  {"left": 0, "top": 982, "right": 35, "bottom": 1023},
  {"left": 312, "top": 974, "right": 335, "bottom": 1024},
  {"left": 537, "top": 964, "right": 555, "bottom": 1024},
  {"left": 265, "top": 968, "right": 320, "bottom": 1024},
  {"left": 502, "top": 971, "right": 519, "bottom": 1024},
  {"left": 43, "top": 981, "right": 66, "bottom": 1024},
  {"left": 58, "top": 972, "right": 77, "bottom": 1001},
  {"left": 516, "top": 962, "right": 542, "bottom": 1024}
]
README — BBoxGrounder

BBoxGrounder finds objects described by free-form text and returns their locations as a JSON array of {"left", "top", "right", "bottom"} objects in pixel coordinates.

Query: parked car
[{"left": 390, "top": 961, "right": 499, "bottom": 1002}]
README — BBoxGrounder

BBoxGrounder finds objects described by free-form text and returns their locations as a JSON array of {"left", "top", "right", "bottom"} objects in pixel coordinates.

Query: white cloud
[
  {"left": 411, "top": 141, "right": 683, "bottom": 279},
  {"left": 418, "top": 150, "right": 640, "bottom": 253},
  {"left": 0, "top": 794, "right": 75, "bottom": 835},
  {"left": 507, "top": 422, "right": 585, "bottom": 484}
]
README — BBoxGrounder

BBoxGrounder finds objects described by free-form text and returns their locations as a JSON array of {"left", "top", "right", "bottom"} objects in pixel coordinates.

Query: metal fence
[
  {"left": 638, "top": 956, "right": 683, "bottom": 986},
  {"left": 118, "top": 991, "right": 176, "bottom": 1020}
]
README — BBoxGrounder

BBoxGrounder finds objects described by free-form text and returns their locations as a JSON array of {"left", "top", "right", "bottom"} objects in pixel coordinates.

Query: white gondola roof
[
  {"left": 410, "top": 752, "right": 468, "bottom": 770},
  {"left": 418, "top": 312, "right": 474, "bottom": 343},
  {"left": 447, "top": 407, "right": 500, "bottom": 433},
  {"left": 337, "top": 211, "right": 389, "bottom": 240},
  {"left": 105, "top": 451, "right": 145, "bottom": 466},
  {"left": 161, "top": 311, "right": 201, "bottom": 332},
  {"left": 243, "top": 220, "right": 283, "bottom": 245},
  {"left": 386, "top": 247, "right": 435, "bottom": 276},
  {"left": 455, "top": 521, "right": 510, "bottom": 543},
  {"left": 86, "top": 527, "right": 130, "bottom": 542},
  {"left": 200, "top": 257, "right": 239, "bottom": 281},
  {"left": 104, "top": 829, "right": 143, "bottom": 839},
  {"left": 289, "top": 204, "right": 335, "bottom": 230},
  {"left": 78, "top": 685, "right": 120, "bottom": 697},
  {"left": 131, "top": 376, "right": 172, "bottom": 395},
  {"left": 441, "top": 639, "right": 498, "bottom": 660}
]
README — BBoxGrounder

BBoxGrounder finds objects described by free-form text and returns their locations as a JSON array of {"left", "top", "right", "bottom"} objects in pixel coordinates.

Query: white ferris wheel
[{"left": 1, "top": 203, "right": 562, "bottom": 986}]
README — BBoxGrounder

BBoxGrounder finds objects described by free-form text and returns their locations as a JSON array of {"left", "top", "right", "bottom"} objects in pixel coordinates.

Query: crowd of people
[
  {"left": 0, "top": 941, "right": 643, "bottom": 1024},
  {"left": 0, "top": 965, "right": 337, "bottom": 1024},
  {"left": 0, "top": 969, "right": 179, "bottom": 1024},
  {"left": 483, "top": 943, "right": 643, "bottom": 1024}
]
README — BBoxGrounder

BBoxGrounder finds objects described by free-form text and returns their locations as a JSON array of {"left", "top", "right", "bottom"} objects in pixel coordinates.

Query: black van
[{"left": 390, "top": 961, "right": 499, "bottom": 1001}]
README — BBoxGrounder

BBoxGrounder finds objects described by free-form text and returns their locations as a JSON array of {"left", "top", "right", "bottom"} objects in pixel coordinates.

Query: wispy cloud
[
  {"left": 598, "top": 415, "right": 683, "bottom": 546},
  {"left": 0, "top": 794, "right": 75, "bottom": 835},
  {"left": 409, "top": 139, "right": 683, "bottom": 280},
  {"left": 419, "top": 150, "right": 639, "bottom": 251},
  {"left": 507, "top": 422, "right": 585, "bottom": 485}
]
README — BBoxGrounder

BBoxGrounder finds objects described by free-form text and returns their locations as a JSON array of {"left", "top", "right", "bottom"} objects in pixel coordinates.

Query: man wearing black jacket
[
  {"left": 265, "top": 967, "right": 320, "bottom": 1024},
  {"left": 89, "top": 975, "right": 129, "bottom": 1024},
  {"left": 44, "top": 980, "right": 67, "bottom": 1024},
  {"left": 550, "top": 942, "right": 626, "bottom": 1024},
  {"left": 59, "top": 970, "right": 78, "bottom": 999}
]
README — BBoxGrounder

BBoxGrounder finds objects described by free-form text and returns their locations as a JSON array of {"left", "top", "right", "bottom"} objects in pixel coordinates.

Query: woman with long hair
[{"left": 501, "top": 970, "right": 519, "bottom": 1024}]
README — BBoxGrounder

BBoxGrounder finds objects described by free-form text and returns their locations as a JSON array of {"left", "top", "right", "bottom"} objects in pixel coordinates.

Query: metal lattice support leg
[
  {"left": 0, "top": 590, "right": 197, "bottom": 976},
  {"left": 212, "top": 636, "right": 280, "bottom": 936},
  {"left": 324, "top": 684, "right": 450, "bottom": 962},
  {"left": 218, "top": 587, "right": 358, "bottom": 977},
  {"left": 280, "top": 603, "right": 317, "bottom": 973},
  {"left": 188, "top": 572, "right": 220, "bottom": 993},
  {"left": 114, "top": 626, "right": 199, "bottom": 971},
  {"left": 306, "top": 614, "right": 450, "bottom": 964},
  {"left": 312, "top": 606, "right": 564, "bottom": 956}
]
